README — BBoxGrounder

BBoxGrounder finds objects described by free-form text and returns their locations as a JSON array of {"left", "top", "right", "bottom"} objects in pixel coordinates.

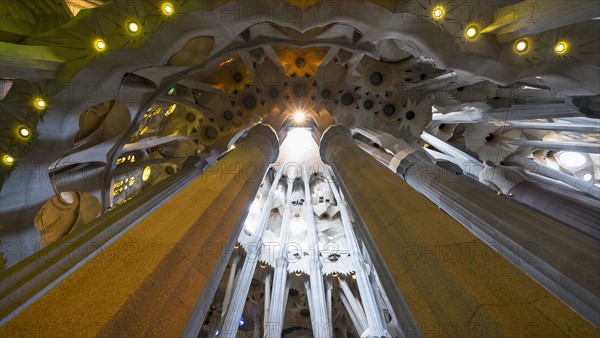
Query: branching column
[
  {"left": 221, "top": 168, "right": 284, "bottom": 337},
  {"left": 302, "top": 165, "right": 331, "bottom": 337},
  {"left": 265, "top": 172, "right": 294, "bottom": 337},
  {"left": 319, "top": 125, "right": 598, "bottom": 337},
  {"left": 325, "top": 170, "right": 389, "bottom": 336},
  {"left": 4, "top": 124, "right": 280, "bottom": 338}
]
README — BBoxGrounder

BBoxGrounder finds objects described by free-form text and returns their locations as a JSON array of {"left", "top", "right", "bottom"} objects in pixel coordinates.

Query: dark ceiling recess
[
  {"left": 293, "top": 84, "right": 307, "bottom": 97},
  {"left": 269, "top": 88, "right": 279, "bottom": 99},
  {"left": 383, "top": 104, "right": 396, "bottom": 116},
  {"left": 224, "top": 110, "right": 234, "bottom": 120},
  {"left": 321, "top": 89, "right": 331, "bottom": 99},
  {"left": 341, "top": 92, "right": 354, "bottom": 106},
  {"left": 405, "top": 110, "right": 415, "bottom": 120},
  {"left": 370, "top": 72, "right": 383, "bottom": 85},
  {"left": 243, "top": 94, "right": 257, "bottom": 108},
  {"left": 232, "top": 72, "right": 243, "bottom": 83},
  {"left": 363, "top": 100, "right": 373, "bottom": 109}
]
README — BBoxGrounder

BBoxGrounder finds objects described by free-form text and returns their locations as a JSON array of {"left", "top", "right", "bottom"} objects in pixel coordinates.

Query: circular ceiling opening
[
  {"left": 369, "top": 72, "right": 383, "bottom": 85},
  {"left": 341, "top": 92, "right": 354, "bottom": 106},
  {"left": 383, "top": 104, "right": 396, "bottom": 116}
]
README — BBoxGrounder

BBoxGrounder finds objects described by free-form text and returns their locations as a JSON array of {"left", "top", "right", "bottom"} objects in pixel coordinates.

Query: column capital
[
  {"left": 319, "top": 124, "right": 352, "bottom": 164},
  {"left": 247, "top": 123, "right": 280, "bottom": 163}
]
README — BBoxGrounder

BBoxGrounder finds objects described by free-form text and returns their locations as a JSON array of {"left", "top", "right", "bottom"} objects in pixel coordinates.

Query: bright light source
[
  {"left": 276, "top": 128, "right": 319, "bottom": 166},
  {"left": 162, "top": 3, "right": 173, "bottom": 15},
  {"left": 555, "top": 41, "right": 568, "bottom": 54},
  {"left": 95, "top": 39, "right": 106, "bottom": 51},
  {"left": 559, "top": 151, "right": 586, "bottom": 168},
  {"left": 465, "top": 25, "right": 478, "bottom": 39},
  {"left": 515, "top": 39, "right": 528, "bottom": 53},
  {"left": 3, "top": 155, "right": 14, "bottom": 165},
  {"left": 583, "top": 173, "right": 593, "bottom": 181},
  {"left": 229, "top": 144, "right": 236, "bottom": 151},
  {"left": 290, "top": 216, "right": 306, "bottom": 234},
  {"left": 18, "top": 126, "right": 30, "bottom": 138},
  {"left": 142, "top": 166, "right": 151, "bottom": 181},
  {"left": 243, "top": 199, "right": 262, "bottom": 235},
  {"left": 293, "top": 111, "right": 306, "bottom": 122},
  {"left": 35, "top": 98, "right": 46, "bottom": 109},
  {"left": 127, "top": 21, "right": 140, "bottom": 34},
  {"left": 432, "top": 6, "right": 444, "bottom": 19},
  {"left": 239, "top": 317, "right": 244, "bottom": 327}
]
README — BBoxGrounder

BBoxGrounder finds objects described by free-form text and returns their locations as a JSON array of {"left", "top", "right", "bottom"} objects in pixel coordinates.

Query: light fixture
[
  {"left": 3, "top": 154, "right": 14, "bottom": 165},
  {"left": 162, "top": 3, "right": 173, "bottom": 15},
  {"left": 127, "top": 21, "right": 140, "bottom": 34},
  {"left": 515, "top": 39, "right": 528, "bottom": 53},
  {"left": 95, "top": 39, "right": 106, "bottom": 51},
  {"left": 18, "top": 126, "right": 31, "bottom": 139},
  {"left": 583, "top": 173, "right": 593, "bottom": 182},
  {"left": 35, "top": 98, "right": 46, "bottom": 109},
  {"left": 142, "top": 166, "right": 151, "bottom": 181},
  {"left": 432, "top": 6, "right": 444, "bottom": 19},
  {"left": 555, "top": 41, "right": 568, "bottom": 55},
  {"left": 293, "top": 111, "right": 305, "bottom": 122},
  {"left": 465, "top": 25, "right": 479, "bottom": 39},
  {"left": 558, "top": 151, "right": 586, "bottom": 168}
]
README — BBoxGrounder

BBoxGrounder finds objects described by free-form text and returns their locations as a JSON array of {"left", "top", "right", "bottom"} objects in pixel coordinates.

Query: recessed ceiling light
[
  {"left": 515, "top": 39, "right": 528, "bottom": 53},
  {"left": 555, "top": 41, "right": 568, "bottom": 54},
  {"left": 95, "top": 39, "right": 106, "bottom": 51},
  {"left": 18, "top": 126, "right": 31, "bottom": 138},
  {"left": 432, "top": 6, "right": 444, "bottom": 19},
  {"left": 35, "top": 98, "right": 46, "bottom": 109},
  {"left": 127, "top": 21, "right": 140, "bottom": 34},
  {"left": 3, "top": 155, "right": 14, "bottom": 165},
  {"left": 465, "top": 25, "right": 479, "bottom": 39},
  {"left": 162, "top": 3, "right": 173, "bottom": 15}
]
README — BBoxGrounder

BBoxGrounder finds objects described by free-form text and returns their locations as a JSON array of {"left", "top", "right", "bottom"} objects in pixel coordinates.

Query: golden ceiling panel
[{"left": 275, "top": 46, "right": 328, "bottom": 77}]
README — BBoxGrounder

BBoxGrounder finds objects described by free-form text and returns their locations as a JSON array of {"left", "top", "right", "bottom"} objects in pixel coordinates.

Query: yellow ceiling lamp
[
  {"left": 432, "top": 5, "right": 445, "bottom": 19},
  {"left": 34, "top": 98, "right": 46, "bottom": 110},
  {"left": 514, "top": 39, "right": 529, "bottom": 53},
  {"left": 275, "top": 47, "right": 327, "bottom": 77},
  {"left": 3, "top": 154, "right": 15, "bottom": 166},
  {"left": 127, "top": 21, "right": 141, "bottom": 34},
  {"left": 18, "top": 126, "right": 31, "bottom": 139},
  {"left": 465, "top": 25, "right": 479, "bottom": 39},
  {"left": 94, "top": 39, "right": 106, "bottom": 51},
  {"left": 555, "top": 41, "right": 568, "bottom": 55},
  {"left": 162, "top": 3, "right": 174, "bottom": 15}
]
